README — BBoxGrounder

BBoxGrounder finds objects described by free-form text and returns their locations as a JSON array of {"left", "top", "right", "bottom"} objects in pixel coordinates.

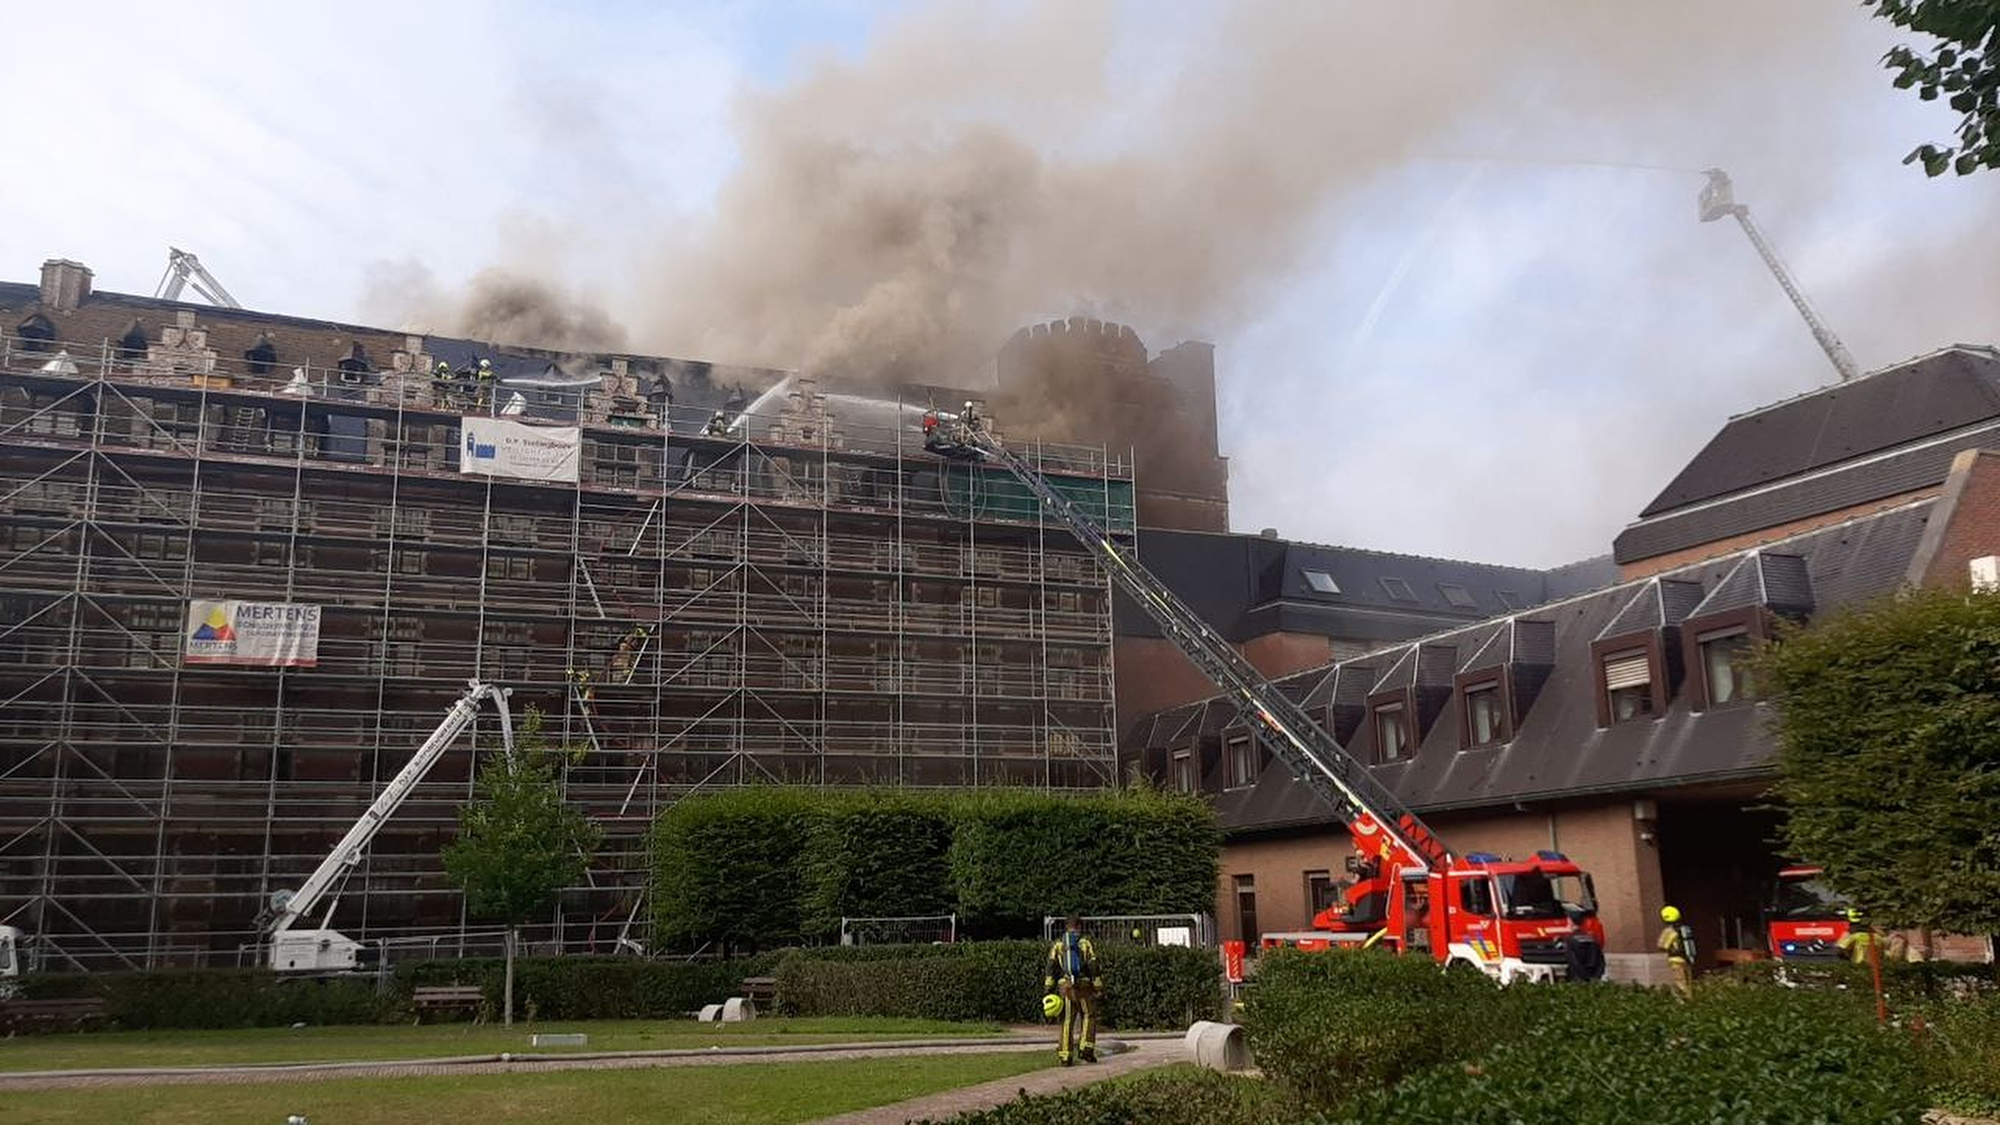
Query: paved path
[
  {"left": 0, "top": 1032, "right": 1183, "bottom": 1093},
  {"left": 809, "top": 1039, "right": 1173, "bottom": 1125}
]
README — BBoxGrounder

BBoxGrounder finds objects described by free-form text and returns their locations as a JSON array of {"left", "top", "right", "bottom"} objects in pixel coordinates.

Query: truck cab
[
  {"left": 1315, "top": 850, "right": 1603, "bottom": 983},
  {"left": 1764, "top": 865, "right": 1849, "bottom": 960}
]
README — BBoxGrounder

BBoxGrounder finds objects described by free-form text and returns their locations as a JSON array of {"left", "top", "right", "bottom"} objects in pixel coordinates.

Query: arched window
[
  {"left": 16, "top": 314, "right": 55, "bottom": 353},
  {"left": 117, "top": 320, "right": 149, "bottom": 362},
  {"left": 244, "top": 334, "right": 278, "bottom": 376}
]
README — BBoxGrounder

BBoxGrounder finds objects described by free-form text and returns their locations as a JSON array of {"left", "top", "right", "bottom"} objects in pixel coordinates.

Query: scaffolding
[{"left": 0, "top": 323, "right": 1135, "bottom": 970}]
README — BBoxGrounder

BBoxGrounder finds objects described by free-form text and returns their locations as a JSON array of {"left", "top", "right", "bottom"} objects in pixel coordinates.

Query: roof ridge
[
  {"left": 1274, "top": 536, "right": 1552, "bottom": 575},
  {"left": 1721, "top": 343, "right": 2000, "bottom": 424}
]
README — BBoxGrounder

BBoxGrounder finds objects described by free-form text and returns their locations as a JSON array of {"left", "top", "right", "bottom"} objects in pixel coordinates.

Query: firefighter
[
  {"left": 1043, "top": 915, "right": 1102, "bottom": 1065},
  {"left": 1836, "top": 908, "right": 1876, "bottom": 965},
  {"left": 1561, "top": 906, "right": 1605, "bottom": 983},
  {"left": 705, "top": 410, "right": 732, "bottom": 437},
  {"left": 1658, "top": 904, "right": 1696, "bottom": 998},
  {"left": 430, "top": 361, "right": 456, "bottom": 407},
  {"left": 474, "top": 358, "right": 495, "bottom": 408}
]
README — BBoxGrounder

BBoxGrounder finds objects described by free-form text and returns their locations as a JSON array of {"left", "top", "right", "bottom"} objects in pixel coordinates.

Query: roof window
[
  {"left": 1380, "top": 577, "right": 1418, "bottom": 602},
  {"left": 1495, "top": 589, "right": 1522, "bottom": 611},
  {"left": 1303, "top": 569, "right": 1340, "bottom": 594},
  {"left": 1439, "top": 583, "right": 1477, "bottom": 609}
]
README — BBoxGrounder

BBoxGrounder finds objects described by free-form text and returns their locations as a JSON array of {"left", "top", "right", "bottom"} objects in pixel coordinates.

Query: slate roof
[
  {"left": 1617, "top": 346, "right": 2000, "bottom": 563},
  {"left": 1124, "top": 499, "right": 1936, "bottom": 836},
  {"left": 1116, "top": 528, "right": 1617, "bottom": 644}
]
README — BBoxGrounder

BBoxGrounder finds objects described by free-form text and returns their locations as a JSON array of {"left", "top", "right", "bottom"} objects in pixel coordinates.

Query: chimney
[
  {"left": 1259, "top": 527, "right": 1280, "bottom": 539},
  {"left": 39, "top": 260, "right": 92, "bottom": 312}
]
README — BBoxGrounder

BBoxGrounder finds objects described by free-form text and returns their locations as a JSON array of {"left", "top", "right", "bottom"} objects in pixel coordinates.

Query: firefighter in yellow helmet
[
  {"left": 1835, "top": 908, "right": 1877, "bottom": 965},
  {"left": 1658, "top": 905, "right": 1696, "bottom": 999},
  {"left": 1043, "top": 915, "right": 1102, "bottom": 1065}
]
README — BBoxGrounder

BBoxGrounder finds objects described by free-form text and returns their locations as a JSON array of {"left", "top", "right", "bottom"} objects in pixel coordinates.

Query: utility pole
[{"left": 1698, "top": 168, "right": 1860, "bottom": 382}]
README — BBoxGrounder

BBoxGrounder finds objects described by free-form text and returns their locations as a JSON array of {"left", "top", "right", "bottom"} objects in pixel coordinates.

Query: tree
[
  {"left": 1865, "top": 0, "right": 2000, "bottom": 175},
  {"left": 1763, "top": 587, "right": 2000, "bottom": 934},
  {"left": 441, "top": 708, "right": 600, "bottom": 1025}
]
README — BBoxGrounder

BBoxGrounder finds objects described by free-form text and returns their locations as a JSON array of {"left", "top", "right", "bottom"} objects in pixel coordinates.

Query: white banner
[
  {"left": 459, "top": 417, "right": 581, "bottom": 483},
  {"left": 184, "top": 601, "right": 321, "bottom": 667}
]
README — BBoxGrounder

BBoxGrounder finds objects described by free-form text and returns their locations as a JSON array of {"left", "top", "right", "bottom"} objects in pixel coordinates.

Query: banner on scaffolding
[
  {"left": 459, "top": 417, "right": 581, "bottom": 483},
  {"left": 183, "top": 600, "right": 321, "bottom": 667}
]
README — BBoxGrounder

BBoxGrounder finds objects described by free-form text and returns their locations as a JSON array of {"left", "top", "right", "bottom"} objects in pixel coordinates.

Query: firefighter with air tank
[{"left": 1043, "top": 915, "right": 1102, "bottom": 1066}]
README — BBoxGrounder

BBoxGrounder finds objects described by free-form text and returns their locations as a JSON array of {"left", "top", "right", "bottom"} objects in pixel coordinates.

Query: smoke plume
[{"left": 363, "top": 261, "right": 629, "bottom": 353}]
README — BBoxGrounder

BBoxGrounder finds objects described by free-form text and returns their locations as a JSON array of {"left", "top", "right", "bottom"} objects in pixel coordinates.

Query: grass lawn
[
  {"left": 5, "top": 1051, "right": 1051, "bottom": 1125},
  {"left": 0, "top": 1016, "right": 1010, "bottom": 1072}
]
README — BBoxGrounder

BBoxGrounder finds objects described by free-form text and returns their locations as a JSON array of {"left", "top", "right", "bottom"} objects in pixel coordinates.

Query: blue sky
[{"left": 7, "top": 1, "right": 1995, "bottom": 567}]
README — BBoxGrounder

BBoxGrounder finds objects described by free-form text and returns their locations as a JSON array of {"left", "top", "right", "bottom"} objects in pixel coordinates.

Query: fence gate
[
  {"left": 1041, "top": 913, "right": 1215, "bottom": 949},
  {"left": 839, "top": 914, "right": 958, "bottom": 946}
]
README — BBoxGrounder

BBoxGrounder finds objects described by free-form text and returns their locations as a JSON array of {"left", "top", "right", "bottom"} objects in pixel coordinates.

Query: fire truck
[
  {"left": 924, "top": 407, "right": 1605, "bottom": 982},
  {"left": 1764, "top": 864, "right": 1850, "bottom": 961}
]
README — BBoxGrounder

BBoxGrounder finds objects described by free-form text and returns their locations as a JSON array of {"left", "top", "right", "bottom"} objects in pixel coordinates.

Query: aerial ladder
[
  {"left": 1698, "top": 169, "right": 1860, "bottom": 382},
  {"left": 924, "top": 407, "right": 1603, "bottom": 981},
  {"left": 154, "top": 247, "right": 243, "bottom": 309},
  {"left": 263, "top": 681, "right": 515, "bottom": 971}
]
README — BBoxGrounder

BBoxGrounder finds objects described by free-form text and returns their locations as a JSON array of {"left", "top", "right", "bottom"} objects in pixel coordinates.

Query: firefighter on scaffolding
[{"left": 1044, "top": 914, "right": 1103, "bottom": 1066}]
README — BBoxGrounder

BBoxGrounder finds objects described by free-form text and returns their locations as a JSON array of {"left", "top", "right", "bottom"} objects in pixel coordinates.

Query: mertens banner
[
  {"left": 459, "top": 417, "right": 582, "bottom": 483},
  {"left": 184, "top": 601, "right": 321, "bottom": 667}
]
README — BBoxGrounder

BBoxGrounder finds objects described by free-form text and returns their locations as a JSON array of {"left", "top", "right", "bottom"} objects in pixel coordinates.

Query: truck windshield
[
  {"left": 1497, "top": 871, "right": 1596, "bottom": 919},
  {"left": 1771, "top": 877, "right": 1846, "bottom": 919}
]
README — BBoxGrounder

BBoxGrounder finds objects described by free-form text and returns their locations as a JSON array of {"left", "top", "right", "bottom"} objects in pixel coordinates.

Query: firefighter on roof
[
  {"left": 1658, "top": 905, "right": 1696, "bottom": 998},
  {"left": 705, "top": 410, "right": 731, "bottom": 437},
  {"left": 1044, "top": 914, "right": 1102, "bottom": 1065}
]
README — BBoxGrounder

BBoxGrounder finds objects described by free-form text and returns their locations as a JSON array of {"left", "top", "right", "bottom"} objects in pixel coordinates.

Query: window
[
  {"left": 127, "top": 602, "right": 182, "bottom": 631},
  {"left": 1171, "top": 749, "right": 1197, "bottom": 792},
  {"left": 1700, "top": 627, "right": 1756, "bottom": 705},
  {"left": 396, "top": 549, "right": 428, "bottom": 576},
  {"left": 485, "top": 555, "right": 531, "bottom": 582},
  {"left": 1603, "top": 648, "right": 1654, "bottom": 723},
  {"left": 131, "top": 532, "right": 188, "bottom": 561},
  {"left": 1379, "top": 576, "right": 1418, "bottom": 602},
  {"left": 1225, "top": 735, "right": 1258, "bottom": 789},
  {"left": 1495, "top": 589, "right": 1523, "bottom": 611},
  {"left": 1374, "top": 701, "right": 1411, "bottom": 762},
  {"left": 117, "top": 321, "right": 148, "bottom": 362},
  {"left": 976, "top": 585, "right": 999, "bottom": 609},
  {"left": 1457, "top": 878, "right": 1495, "bottom": 916},
  {"left": 1438, "top": 583, "right": 1477, "bottom": 609},
  {"left": 1303, "top": 569, "right": 1340, "bottom": 595},
  {"left": 244, "top": 336, "right": 278, "bottom": 376},
  {"left": 16, "top": 314, "right": 55, "bottom": 353},
  {"left": 1465, "top": 683, "right": 1505, "bottom": 746},
  {"left": 1234, "top": 875, "right": 1259, "bottom": 947},
  {"left": 1306, "top": 870, "right": 1341, "bottom": 916},
  {"left": 1057, "top": 590, "right": 1079, "bottom": 613}
]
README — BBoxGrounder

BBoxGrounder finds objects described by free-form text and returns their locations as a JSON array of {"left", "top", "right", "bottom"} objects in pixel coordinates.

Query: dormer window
[
  {"left": 1171, "top": 748, "right": 1197, "bottom": 792},
  {"left": 117, "top": 321, "right": 148, "bottom": 362},
  {"left": 1697, "top": 626, "right": 1756, "bottom": 705},
  {"left": 1374, "top": 701, "right": 1411, "bottom": 762},
  {"left": 16, "top": 315, "right": 55, "bottom": 353},
  {"left": 1604, "top": 649, "right": 1654, "bottom": 722},
  {"left": 1224, "top": 733, "right": 1259, "bottom": 789},
  {"left": 244, "top": 336, "right": 278, "bottom": 376}
]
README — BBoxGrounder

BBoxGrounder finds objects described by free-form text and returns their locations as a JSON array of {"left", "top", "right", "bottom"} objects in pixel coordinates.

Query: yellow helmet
[
  {"left": 1041, "top": 993, "right": 1064, "bottom": 1019},
  {"left": 1660, "top": 905, "right": 1681, "bottom": 923},
  {"left": 1846, "top": 908, "right": 1864, "bottom": 924}
]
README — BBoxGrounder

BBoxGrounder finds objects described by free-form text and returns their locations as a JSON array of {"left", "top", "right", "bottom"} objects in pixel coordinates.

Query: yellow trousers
[{"left": 1059, "top": 982, "right": 1098, "bottom": 1060}]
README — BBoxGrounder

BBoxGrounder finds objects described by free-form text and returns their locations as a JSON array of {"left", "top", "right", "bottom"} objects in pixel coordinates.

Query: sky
[{"left": 7, "top": 1, "right": 1997, "bottom": 568}]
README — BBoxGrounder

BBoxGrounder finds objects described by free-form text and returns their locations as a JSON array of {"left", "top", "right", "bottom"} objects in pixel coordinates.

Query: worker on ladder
[
  {"left": 1659, "top": 905, "right": 1696, "bottom": 999},
  {"left": 1043, "top": 914, "right": 1103, "bottom": 1066},
  {"left": 569, "top": 667, "right": 595, "bottom": 708},
  {"left": 606, "top": 626, "right": 651, "bottom": 686}
]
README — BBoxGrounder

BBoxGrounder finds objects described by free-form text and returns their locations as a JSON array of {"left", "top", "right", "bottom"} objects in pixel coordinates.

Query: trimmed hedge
[
  {"left": 912, "top": 1066, "right": 1300, "bottom": 1125},
  {"left": 652, "top": 787, "right": 1219, "bottom": 949},
  {"left": 773, "top": 941, "right": 1222, "bottom": 1028},
  {"left": 1236, "top": 950, "right": 1926, "bottom": 1124},
  {"left": 16, "top": 969, "right": 393, "bottom": 1030}
]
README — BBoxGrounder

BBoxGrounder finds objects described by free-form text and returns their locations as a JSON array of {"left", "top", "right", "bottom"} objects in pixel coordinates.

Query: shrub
[
  {"left": 774, "top": 941, "right": 1221, "bottom": 1028},
  {"left": 911, "top": 1066, "right": 1300, "bottom": 1125},
  {"left": 652, "top": 786, "right": 1220, "bottom": 950},
  {"left": 18, "top": 970, "right": 393, "bottom": 1031},
  {"left": 1238, "top": 950, "right": 1515, "bottom": 1108},
  {"left": 1918, "top": 991, "right": 2000, "bottom": 1118}
]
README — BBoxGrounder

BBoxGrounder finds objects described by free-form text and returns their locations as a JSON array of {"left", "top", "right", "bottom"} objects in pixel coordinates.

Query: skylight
[
  {"left": 1380, "top": 577, "right": 1418, "bottom": 602},
  {"left": 1303, "top": 569, "right": 1340, "bottom": 594},
  {"left": 1495, "top": 589, "right": 1523, "bottom": 611},
  {"left": 1439, "top": 583, "right": 1477, "bottom": 609}
]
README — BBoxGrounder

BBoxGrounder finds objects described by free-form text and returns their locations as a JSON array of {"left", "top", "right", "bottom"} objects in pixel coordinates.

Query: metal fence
[
  {"left": 1041, "top": 913, "right": 1215, "bottom": 949},
  {"left": 839, "top": 914, "right": 958, "bottom": 946}
]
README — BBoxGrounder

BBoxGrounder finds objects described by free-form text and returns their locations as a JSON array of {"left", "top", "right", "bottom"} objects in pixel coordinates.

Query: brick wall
[
  {"left": 1914, "top": 448, "right": 2000, "bottom": 588},
  {"left": 3, "top": 289, "right": 412, "bottom": 378}
]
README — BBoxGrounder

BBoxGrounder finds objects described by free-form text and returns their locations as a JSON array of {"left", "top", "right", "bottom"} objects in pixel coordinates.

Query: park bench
[
  {"left": 411, "top": 985, "right": 487, "bottom": 1024},
  {"left": 0, "top": 996, "right": 109, "bottom": 1033},
  {"left": 740, "top": 976, "right": 778, "bottom": 1008}
]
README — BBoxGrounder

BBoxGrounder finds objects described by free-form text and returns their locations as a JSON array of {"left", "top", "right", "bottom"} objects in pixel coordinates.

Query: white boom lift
[
  {"left": 264, "top": 681, "right": 515, "bottom": 972},
  {"left": 154, "top": 247, "right": 243, "bottom": 309},
  {"left": 1698, "top": 168, "right": 1860, "bottom": 382}
]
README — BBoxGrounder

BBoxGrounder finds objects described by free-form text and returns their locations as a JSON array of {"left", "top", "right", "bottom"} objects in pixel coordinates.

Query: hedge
[
  {"left": 394, "top": 954, "right": 782, "bottom": 1021},
  {"left": 1235, "top": 950, "right": 1927, "bottom": 1124},
  {"left": 16, "top": 969, "right": 394, "bottom": 1030},
  {"left": 651, "top": 786, "right": 1218, "bottom": 949},
  {"left": 773, "top": 941, "right": 1222, "bottom": 1028},
  {"left": 912, "top": 1066, "right": 1300, "bottom": 1125}
]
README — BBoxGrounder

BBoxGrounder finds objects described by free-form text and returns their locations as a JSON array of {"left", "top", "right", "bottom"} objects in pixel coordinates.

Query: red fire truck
[{"left": 1764, "top": 865, "right": 1850, "bottom": 961}]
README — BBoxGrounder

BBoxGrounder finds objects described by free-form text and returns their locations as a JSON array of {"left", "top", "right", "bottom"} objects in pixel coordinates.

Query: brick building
[
  {"left": 1126, "top": 345, "right": 2000, "bottom": 975},
  {"left": 0, "top": 261, "right": 1154, "bottom": 967}
]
